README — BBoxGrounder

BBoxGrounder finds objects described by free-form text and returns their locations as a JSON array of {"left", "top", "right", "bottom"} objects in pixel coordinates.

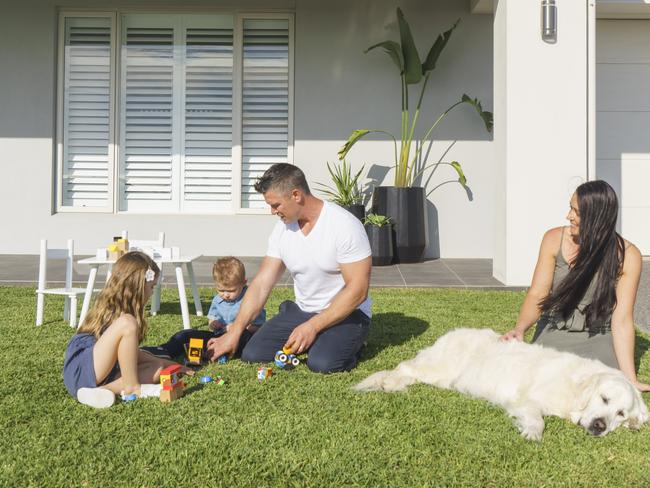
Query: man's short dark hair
[{"left": 253, "top": 163, "right": 311, "bottom": 196}]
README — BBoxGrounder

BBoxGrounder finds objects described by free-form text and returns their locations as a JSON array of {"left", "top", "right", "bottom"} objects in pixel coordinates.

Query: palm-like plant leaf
[
  {"left": 338, "top": 129, "right": 372, "bottom": 160},
  {"left": 396, "top": 8, "right": 422, "bottom": 84},
  {"left": 365, "top": 41, "right": 404, "bottom": 73},
  {"left": 344, "top": 9, "right": 492, "bottom": 195},
  {"left": 422, "top": 19, "right": 460, "bottom": 74},
  {"left": 450, "top": 161, "right": 467, "bottom": 187},
  {"left": 461, "top": 94, "right": 493, "bottom": 132}
]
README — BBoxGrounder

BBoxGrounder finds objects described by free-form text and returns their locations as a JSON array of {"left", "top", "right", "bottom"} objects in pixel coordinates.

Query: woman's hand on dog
[
  {"left": 500, "top": 328, "right": 524, "bottom": 342},
  {"left": 633, "top": 380, "right": 650, "bottom": 392}
]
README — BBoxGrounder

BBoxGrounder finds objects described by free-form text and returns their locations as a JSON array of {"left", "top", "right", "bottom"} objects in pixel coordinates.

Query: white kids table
[{"left": 77, "top": 255, "right": 203, "bottom": 329}]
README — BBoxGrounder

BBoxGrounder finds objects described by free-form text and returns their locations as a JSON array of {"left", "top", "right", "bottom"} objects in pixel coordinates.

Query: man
[{"left": 206, "top": 163, "right": 372, "bottom": 373}]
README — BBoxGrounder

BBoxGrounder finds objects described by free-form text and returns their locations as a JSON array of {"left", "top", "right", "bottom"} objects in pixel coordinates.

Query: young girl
[
  {"left": 501, "top": 180, "right": 649, "bottom": 391},
  {"left": 63, "top": 251, "right": 191, "bottom": 408}
]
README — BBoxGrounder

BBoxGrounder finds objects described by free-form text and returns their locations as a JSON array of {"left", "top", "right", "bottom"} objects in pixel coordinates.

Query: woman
[{"left": 501, "top": 180, "right": 650, "bottom": 391}]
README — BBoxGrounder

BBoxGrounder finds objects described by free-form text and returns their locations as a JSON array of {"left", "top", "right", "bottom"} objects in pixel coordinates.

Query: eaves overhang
[{"left": 470, "top": 0, "right": 650, "bottom": 17}]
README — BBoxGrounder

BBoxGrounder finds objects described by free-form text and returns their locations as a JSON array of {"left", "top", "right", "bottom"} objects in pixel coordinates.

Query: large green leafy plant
[{"left": 338, "top": 8, "right": 493, "bottom": 189}]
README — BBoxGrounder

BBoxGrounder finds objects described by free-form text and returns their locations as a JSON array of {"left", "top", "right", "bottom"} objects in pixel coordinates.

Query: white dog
[{"left": 355, "top": 328, "right": 649, "bottom": 440}]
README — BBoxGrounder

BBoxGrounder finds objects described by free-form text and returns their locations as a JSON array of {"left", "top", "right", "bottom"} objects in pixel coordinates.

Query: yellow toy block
[
  {"left": 115, "top": 238, "right": 129, "bottom": 252},
  {"left": 107, "top": 244, "right": 124, "bottom": 261}
]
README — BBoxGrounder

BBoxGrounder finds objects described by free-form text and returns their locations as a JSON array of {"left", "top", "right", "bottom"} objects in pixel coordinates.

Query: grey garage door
[{"left": 597, "top": 20, "right": 650, "bottom": 255}]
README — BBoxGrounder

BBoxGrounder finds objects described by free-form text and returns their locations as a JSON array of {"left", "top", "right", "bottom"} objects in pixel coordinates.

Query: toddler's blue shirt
[{"left": 207, "top": 286, "right": 266, "bottom": 326}]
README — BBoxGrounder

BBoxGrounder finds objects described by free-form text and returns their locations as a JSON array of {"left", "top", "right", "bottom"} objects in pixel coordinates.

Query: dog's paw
[
  {"left": 519, "top": 425, "right": 544, "bottom": 442},
  {"left": 354, "top": 370, "right": 414, "bottom": 392},
  {"left": 510, "top": 410, "right": 545, "bottom": 441},
  {"left": 354, "top": 371, "right": 389, "bottom": 391},
  {"left": 514, "top": 417, "right": 545, "bottom": 441},
  {"left": 380, "top": 374, "right": 412, "bottom": 392}
]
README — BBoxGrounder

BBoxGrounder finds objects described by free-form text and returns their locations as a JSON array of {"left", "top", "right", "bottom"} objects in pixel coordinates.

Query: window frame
[{"left": 55, "top": 9, "right": 294, "bottom": 215}]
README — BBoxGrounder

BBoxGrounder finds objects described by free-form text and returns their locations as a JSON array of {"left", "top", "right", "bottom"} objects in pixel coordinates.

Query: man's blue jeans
[{"left": 242, "top": 300, "right": 371, "bottom": 373}]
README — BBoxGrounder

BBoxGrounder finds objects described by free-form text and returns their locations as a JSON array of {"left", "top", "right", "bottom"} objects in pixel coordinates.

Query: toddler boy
[
  {"left": 142, "top": 257, "right": 265, "bottom": 361},
  {"left": 207, "top": 256, "right": 266, "bottom": 334}
]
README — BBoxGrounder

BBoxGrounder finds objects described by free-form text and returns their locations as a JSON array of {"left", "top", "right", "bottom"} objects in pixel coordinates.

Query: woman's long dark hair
[{"left": 539, "top": 180, "right": 625, "bottom": 329}]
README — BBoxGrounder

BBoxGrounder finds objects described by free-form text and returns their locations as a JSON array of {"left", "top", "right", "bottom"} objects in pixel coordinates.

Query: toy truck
[{"left": 186, "top": 338, "right": 204, "bottom": 366}]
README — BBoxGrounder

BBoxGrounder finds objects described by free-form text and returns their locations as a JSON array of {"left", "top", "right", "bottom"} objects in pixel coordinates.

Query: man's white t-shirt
[{"left": 266, "top": 201, "right": 372, "bottom": 317}]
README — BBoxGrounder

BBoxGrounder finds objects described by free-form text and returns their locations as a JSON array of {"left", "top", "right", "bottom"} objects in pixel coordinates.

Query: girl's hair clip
[{"left": 145, "top": 269, "right": 156, "bottom": 282}]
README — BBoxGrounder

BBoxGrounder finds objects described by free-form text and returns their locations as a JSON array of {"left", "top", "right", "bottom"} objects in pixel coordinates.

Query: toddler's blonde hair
[{"left": 212, "top": 257, "right": 246, "bottom": 287}]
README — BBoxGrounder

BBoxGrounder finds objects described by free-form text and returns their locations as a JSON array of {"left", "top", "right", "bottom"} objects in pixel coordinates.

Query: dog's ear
[
  {"left": 569, "top": 375, "right": 600, "bottom": 423},
  {"left": 624, "top": 388, "right": 649, "bottom": 430}
]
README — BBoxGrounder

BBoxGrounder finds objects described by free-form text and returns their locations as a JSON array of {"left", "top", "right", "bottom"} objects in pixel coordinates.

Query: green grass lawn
[{"left": 2, "top": 286, "right": 650, "bottom": 487}]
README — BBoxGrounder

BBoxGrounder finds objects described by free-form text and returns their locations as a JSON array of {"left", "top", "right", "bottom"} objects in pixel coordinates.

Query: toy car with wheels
[{"left": 274, "top": 347, "right": 300, "bottom": 369}]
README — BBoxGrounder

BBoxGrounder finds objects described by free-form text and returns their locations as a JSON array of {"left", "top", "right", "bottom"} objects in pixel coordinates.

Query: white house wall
[{"left": 0, "top": 0, "right": 495, "bottom": 258}]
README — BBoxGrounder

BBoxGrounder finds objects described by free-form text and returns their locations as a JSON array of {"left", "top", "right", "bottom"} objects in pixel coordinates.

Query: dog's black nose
[{"left": 589, "top": 418, "right": 606, "bottom": 435}]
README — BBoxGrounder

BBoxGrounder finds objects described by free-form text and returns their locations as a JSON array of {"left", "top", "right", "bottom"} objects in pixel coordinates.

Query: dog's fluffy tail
[{"left": 354, "top": 367, "right": 418, "bottom": 392}]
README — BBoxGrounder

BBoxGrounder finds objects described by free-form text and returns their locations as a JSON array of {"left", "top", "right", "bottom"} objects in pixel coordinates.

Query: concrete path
[
  {"left": 3, "top": 254, "right": 648, "bottom": 331},
  {"left": 0, "top": 255, "right": 508, "bottom": 289}
]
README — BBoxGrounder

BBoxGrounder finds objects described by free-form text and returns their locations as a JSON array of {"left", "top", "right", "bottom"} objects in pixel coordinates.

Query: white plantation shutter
[
  {"left": 58, "top": 13, "right": 292, "bottom": 215},
  {"left": 119, "top": 15, "right": 234, "bottom": 213},
  {"left": 61, "top": 17, "right": 112, "bottom": 208},
  {"left": 183, "top": 19, "right": 234, "bottom": 212},
  {"left": 119, "top": 17, "right": 176, "bottom": 211},
  {"left": 241, "top": 19, "right": 290, "bottom": 209}
]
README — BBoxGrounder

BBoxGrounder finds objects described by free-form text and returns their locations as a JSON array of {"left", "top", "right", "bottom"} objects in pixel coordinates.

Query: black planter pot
[
  {"left": 342, "top": 204, "right": 365, "bottom": 222},
  {"left": 372, "top": 186, "right": 427, "bottom": 263},
  {"left": 365, "top": 224, "right": 393, "bottom": 266}
]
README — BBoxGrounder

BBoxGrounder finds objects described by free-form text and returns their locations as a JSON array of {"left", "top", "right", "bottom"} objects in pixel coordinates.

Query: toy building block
[
  {"left": 160, "top": 387, "right": 183, "bottom": 403},
  {"left": 115, "top": 238, "right": 129, "bottom": 252},
  {"left": 159, "top": 364, "right": 185, "bottom": 402},
  {"left": 200, "top": 375, "right": 226, "bottom": 386},
  {"left": 274, "top": 346, "right": 300, "bottom": 369},
  {"left": 257, "top": 367, "right": 272, "bottom": 380},
  {"left": 186, "top": 338, "right": 204, "bottom": 366},
  {"left": 160, "top": 364, "right": 185, "bottom": 390},
  {"left": 107, "top": 244, "right": 124, "bottom": 261}
]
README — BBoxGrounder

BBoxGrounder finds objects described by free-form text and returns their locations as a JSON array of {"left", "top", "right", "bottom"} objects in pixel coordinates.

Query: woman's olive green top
[{"left": 532, "top": 229, "right": 616, "bottom": 368}]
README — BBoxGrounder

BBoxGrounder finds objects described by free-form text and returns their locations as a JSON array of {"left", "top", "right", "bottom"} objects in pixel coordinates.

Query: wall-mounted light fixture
[{"left": 541, "top": 0, "right": 557, "bottom": 43}]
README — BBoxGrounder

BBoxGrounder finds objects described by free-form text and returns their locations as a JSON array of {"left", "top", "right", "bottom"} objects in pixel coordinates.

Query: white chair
[
  {"left": 127, "top": 231, "right": 165, "bottom": 315},
  {"left": 36, "top": 239, "right": 86, "bottom": 328}
]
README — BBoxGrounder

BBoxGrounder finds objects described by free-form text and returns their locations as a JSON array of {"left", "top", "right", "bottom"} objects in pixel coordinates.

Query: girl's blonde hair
[{"left": 78, "top": 251, "right": 160, "bottom": 341}]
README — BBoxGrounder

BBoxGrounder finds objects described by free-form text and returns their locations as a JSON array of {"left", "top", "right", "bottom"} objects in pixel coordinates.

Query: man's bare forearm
[
  {"left": 229, "top": 278, "right": 273, "bottom": 334},
  {"left": 304, "top": 281, "right": 368, "bottom": 334}
]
